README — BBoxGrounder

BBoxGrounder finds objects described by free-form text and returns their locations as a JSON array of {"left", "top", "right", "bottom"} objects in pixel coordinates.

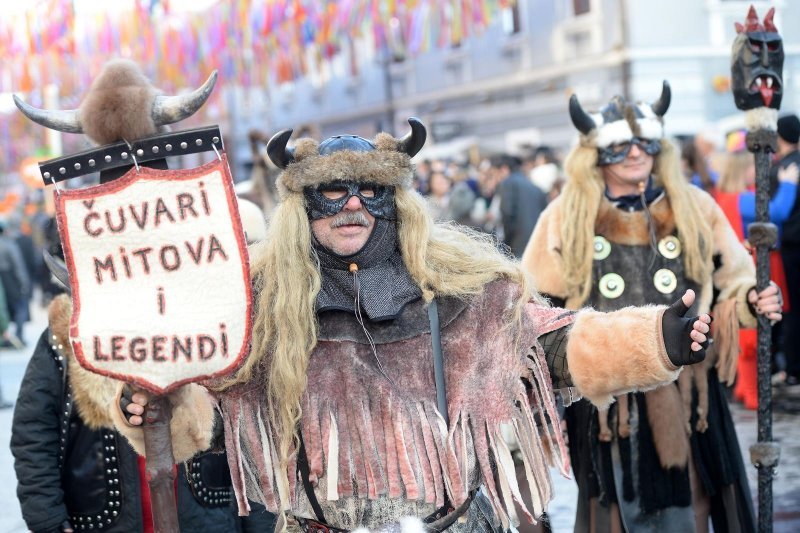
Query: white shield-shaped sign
[{"left": 56, "top": 155, "right": 252, "bottom": 394}]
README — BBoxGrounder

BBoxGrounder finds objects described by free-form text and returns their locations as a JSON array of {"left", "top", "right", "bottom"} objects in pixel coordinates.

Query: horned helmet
[
  {"left": 569, "top": 81, "right": 671, "bottom": 166},
  {"left": 266, "top": 118, "right": 426, "bottom": 220}
]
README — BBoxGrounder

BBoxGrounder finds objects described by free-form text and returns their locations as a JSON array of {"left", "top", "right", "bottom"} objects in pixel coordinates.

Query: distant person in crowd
[
  {"left": 529, "top": 146, "right": 563, "bottom": 202},
  {"left": 491, "top": 153, "right": 548, "bottom": 257},
  {"left": 13, "top": 219, "right": 38, "bottom": 337},
  {"left": 467, "top": 158, "right": 503, "bottom": 235},
  {"left": 442, "top": 162, "right": 480, "bottom": 227},
  {"left": 775, "top": 113, "right": 800, "bottom": 385},
  {"left": 0, "top": 280, "right": 13, "bottom": 409},
  {"left": 714, "top": 137, "right": 797, "bottom": 408},
  {"left": 243, "top": 129, "right": 281, "bottom": 216},
  {"left": 413, "top": 158, "right": 432, "bottom": 194},
  {"left": 681, "top": 136, "right": 718, "bottom": 192},
  {"left": 0, "top": 220, "right": 31, "bottom": 346},
  {"left": 425, "top": 169, "right": 452, "bottom": 221}
]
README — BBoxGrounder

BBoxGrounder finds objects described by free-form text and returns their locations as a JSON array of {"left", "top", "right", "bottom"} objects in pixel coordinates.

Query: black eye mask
[
  {"left": 304, "top": 181, "right": 397, "bottom": 220},
  {"left": 598, "top": 137, "right": 662, "bottom": 166}
]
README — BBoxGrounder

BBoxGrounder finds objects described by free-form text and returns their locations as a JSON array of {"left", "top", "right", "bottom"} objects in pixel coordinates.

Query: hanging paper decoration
[{"left": 0, "top": 0, "right": 511, "bottom": 176}]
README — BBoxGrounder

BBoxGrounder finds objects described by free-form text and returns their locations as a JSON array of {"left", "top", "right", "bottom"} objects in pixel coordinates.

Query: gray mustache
[{"left": 331, "top": 211, "right": 370, "bottom": 228}]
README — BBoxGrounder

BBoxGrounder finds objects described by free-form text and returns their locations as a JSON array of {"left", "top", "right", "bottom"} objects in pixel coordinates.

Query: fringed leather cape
[{"left": 218, "top": 281, "right": 575, "bottom": 529}]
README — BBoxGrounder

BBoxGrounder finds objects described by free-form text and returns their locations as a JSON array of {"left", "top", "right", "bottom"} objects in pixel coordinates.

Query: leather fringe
[{"left": 221, "top": 346, "right": 567, "bottom": 529}]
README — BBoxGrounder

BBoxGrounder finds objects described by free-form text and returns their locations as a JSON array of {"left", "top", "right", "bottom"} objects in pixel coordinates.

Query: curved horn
[
  {"left": 43, "top": 249, "right": 71, "bottom": 294},
  {"left": 396, "top": 117, "right": 427, "bottom": 157},
  {"left": 13, "top": 95, "right": 83, "bottom": 134},
  {"left": 151, "top": 70, "right": 218, "bottom": 126},
  {"left": 266, "top": 129, "right": 296, "bottom": 169},
  {"left": 569, "top": 94, "right": 596, "bottom": 135},
  {"left": 651, "top": 81, "right": 671, "bottom": 117}
]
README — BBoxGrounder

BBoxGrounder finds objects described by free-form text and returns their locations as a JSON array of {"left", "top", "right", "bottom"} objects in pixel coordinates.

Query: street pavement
[{"left": 0, "top": 302, "right": 798, "bottom": 532}]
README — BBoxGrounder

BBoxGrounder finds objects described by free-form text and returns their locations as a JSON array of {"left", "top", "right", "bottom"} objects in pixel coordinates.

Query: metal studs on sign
[
  {"left": 654, "top": 268, "right": 677, "bottom": 294},
  {"left": 181, "top": 142, "right": 188, "bottom": 149},
  {"left": 105, "top": 155, "right": 112, "bottom": 163},
  {"left": 599, "top": 273, "right": 625, "bottom": 299},
  {"left": 593, "top": 236, "right": 612, "bottom": 260}
]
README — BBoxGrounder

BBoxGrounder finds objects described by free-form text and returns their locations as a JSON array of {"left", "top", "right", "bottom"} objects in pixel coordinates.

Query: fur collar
[
  {"left": 595, "top": 194, "right": 676, "bottom": 244},
  {"left": 49, "top": 295, "right": 119, "bottom": 430}
]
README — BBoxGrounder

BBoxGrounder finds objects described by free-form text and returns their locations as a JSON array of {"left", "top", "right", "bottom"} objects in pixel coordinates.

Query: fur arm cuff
[
  {"left": 566, "top": 306, "right": 680, "bottom": 407},
  {"left": 110, "top": 383, "right": 217, "bottom": 462}
]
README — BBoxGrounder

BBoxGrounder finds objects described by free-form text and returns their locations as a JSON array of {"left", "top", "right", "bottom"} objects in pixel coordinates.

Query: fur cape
[{"left": 49, "top": 294, "right": 217, "bottom": 462}]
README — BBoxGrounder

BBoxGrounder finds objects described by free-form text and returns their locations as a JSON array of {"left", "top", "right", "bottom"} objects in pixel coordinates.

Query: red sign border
[{"left": 55, "top": 153, "right": 253, "bottom": 395}]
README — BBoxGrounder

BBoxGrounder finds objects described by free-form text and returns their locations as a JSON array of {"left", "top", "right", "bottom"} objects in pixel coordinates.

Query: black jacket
[
  {"left": 497, "top": 171, "right": 548, "bottom": 257},
  {"left": 11, "top": 330, "right": 276, "bottom": 533}
]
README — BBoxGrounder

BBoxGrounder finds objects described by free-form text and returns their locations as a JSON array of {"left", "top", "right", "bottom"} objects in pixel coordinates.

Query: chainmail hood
[{"left": 313, "top": 218, "right": 422, "bottom": 321}]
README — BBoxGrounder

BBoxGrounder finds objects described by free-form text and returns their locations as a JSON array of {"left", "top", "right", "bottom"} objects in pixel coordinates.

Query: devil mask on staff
[{"left": 731, "top": 6, "right": 784, "bottom": 111}]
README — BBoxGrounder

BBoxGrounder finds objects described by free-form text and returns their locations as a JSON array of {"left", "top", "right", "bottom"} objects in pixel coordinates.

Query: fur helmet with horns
[
  {"left": 569, "top": 81, "right": 671, "bottom": 151},
  {"left": 266, "top": 118, "right": 427, "bottom": 198},
  {"left": 14, "top": 59, "right": 217, "bottom": 146}
]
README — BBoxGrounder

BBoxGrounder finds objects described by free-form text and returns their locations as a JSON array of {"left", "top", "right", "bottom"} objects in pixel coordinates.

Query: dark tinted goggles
[
  {"left": 304, "top": 181, "right": 396, "bottom": 220},
  {"left": 598, "top": 137, "right": 662, "bottom": 166}
]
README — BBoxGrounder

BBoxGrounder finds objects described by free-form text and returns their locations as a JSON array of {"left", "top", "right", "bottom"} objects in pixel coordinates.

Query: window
[
  {"left": 573, "top": 0, "right": 590, "bottom": 16},
  {"left": 501, "top": 4, "right": 521, "bottom": 34}
]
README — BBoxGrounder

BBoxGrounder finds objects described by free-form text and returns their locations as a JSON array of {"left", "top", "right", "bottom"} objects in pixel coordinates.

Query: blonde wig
[
  {"left": 222, "top": 183, "right": 537, "bottom": 508},
  {"left": 560, "top": 138, "right": 712, "bottom": 304}
]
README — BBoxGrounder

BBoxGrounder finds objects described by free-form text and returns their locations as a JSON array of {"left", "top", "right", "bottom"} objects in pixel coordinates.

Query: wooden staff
[
  {"left": 746, "top": 129, "right": 780, "bottom": 533},
  {"left": 142, "top": 395, "right": 180, "bottom": 532}
]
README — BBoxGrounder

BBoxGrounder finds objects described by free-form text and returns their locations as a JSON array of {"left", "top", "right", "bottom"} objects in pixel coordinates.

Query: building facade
[{"left": 230, "top": 0, "right": 800, "bottom": 169}]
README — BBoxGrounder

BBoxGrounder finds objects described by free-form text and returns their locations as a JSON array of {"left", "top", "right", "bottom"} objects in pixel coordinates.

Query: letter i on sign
[{"left": 157, "top": 287, "right": 166, "bottom": 315}]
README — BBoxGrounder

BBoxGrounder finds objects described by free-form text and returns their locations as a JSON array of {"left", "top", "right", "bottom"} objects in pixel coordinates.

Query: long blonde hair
[
  {"left": 717, "top": 151, "right": 754, "bottom": 193},
  {"left": 224, "top": 186, "right": 534, "bottom": 503},
  {"left": 559, "top": 139, "right": 712, "bottom": 304}
]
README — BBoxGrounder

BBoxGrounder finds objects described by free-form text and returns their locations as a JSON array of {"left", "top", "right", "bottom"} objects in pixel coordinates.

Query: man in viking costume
[
  {"left": 522, "top": 82, "right": 782, "bottom": 532},
  {"left": 116, "top": 117, "right": 716, "bottom": 532},
  {"left": 11, "top": 60, "right": 275, "bottom": 533}
]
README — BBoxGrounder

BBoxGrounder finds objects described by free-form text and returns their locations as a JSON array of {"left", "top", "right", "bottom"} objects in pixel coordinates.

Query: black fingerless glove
[{"left": 661, "top": 296, "right": 709, "bottom": 366}]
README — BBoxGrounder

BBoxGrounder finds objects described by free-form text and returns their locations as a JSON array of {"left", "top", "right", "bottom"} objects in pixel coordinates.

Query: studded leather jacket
[{"left": 12, "top": 330, "right": 271, "bottom": 533}]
